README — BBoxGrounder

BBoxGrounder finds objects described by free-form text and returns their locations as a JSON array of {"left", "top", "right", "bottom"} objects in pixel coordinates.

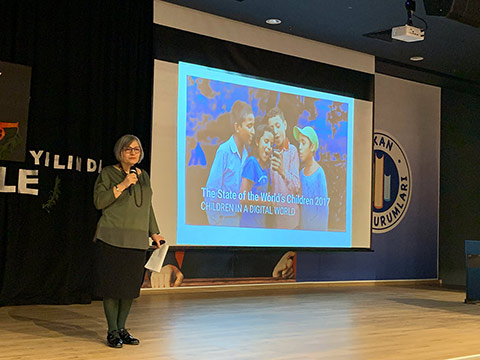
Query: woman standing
[{"left": 93, "top": 134, "right": 164, "bottom": 348}]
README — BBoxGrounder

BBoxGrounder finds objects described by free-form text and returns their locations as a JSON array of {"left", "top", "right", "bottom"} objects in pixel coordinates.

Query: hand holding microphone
[
  {"left": 128, "top": 166, "right": 138, "bottom": 195},
  {"left": 121, "top": 166, "right": 138, "bottom": 195}
]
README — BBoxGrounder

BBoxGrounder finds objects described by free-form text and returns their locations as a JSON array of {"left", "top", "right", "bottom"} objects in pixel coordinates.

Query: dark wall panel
[{"left": 440, "top": 88, "right": 480, "bottom": 286}]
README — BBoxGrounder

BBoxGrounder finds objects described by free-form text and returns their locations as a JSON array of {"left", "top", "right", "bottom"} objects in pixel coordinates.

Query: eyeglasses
[{"left": 123, "top": 147, "right": 141, "bottom": 154}]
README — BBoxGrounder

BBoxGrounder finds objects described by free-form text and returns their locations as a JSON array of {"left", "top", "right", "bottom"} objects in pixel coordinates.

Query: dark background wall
[{"left": 440, "top": 88, "right": 480, "bottom": 286}]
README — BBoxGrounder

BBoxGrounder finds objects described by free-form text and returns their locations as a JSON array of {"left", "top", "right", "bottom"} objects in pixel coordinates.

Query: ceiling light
[
  {"left": 410, "top": 56, "right": 424, "bottom": 61},
  {"left": 266, "top": 18, "right": 281, "bottom": 25}
]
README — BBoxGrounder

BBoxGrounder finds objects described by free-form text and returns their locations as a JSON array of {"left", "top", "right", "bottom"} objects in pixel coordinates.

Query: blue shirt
[
  {"left": 240, "top": 156, "right": 270, "bottom": 228},
  {"left": 205, "top": 135, "right": 248, "bottom": 226},
  {"left": 300, "top": 166, "right": 329, "bottom": 231}
]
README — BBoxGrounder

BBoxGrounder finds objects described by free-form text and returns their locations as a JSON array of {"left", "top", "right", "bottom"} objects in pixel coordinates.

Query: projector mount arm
[{"left": 405, "top": 0, "right": 428, "bottom": 31}]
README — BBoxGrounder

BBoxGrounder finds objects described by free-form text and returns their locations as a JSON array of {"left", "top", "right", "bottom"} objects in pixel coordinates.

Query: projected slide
[{"left": 177, "top": 62, "right": 354, "bottom": 248}]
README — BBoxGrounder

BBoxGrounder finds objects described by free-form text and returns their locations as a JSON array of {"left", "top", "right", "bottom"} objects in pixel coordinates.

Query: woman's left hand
[{"left": 151, "top": 233, "right": 166, "bottom": 248}]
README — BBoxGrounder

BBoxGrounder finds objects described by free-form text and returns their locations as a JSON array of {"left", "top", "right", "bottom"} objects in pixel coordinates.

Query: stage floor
[{"left": 0, "top": 283, "right": 478, "bottom": 360}]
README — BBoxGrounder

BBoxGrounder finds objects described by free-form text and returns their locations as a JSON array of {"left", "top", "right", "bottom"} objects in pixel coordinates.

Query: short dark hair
[
  {"left": 265, "top": 107, "right": 286, "bottom": 123},
  {"left": 251, "top": 124, "right": 274, "bottom": 158},
  {"left": 230, "top": 100, "right": 253, "bottom": 129}
]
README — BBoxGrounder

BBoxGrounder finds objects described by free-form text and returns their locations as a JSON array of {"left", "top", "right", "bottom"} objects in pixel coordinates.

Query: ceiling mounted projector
[
  {"left": 392, "top": 0, "right": 425, "bottom": 42},
  {"left": 363, "top": 0, "right": 427, "bottom": 43},
  {"left": 392, "top": 24, "right": 425, "bottom": 42}
]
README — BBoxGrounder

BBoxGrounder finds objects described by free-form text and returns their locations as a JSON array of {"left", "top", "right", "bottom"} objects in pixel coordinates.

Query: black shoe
[
  {"left": 119, "top": 328, "right": 140, "bottom": 345},
  {"left": 107, "top": 330, "right": 123, "bottom": 348}
]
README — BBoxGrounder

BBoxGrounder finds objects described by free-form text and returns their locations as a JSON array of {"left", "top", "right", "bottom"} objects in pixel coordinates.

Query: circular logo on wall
[{"left": 372, "top": 131, "right": 412, "bottom": 233}]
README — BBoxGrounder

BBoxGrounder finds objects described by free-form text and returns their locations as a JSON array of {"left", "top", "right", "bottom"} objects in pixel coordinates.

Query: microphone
[{"left": 128, "top": 166, "right": 138, "bottom": 195}]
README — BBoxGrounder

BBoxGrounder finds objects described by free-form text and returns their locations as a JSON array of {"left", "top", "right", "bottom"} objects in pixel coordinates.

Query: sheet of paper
[{"left": 145, "top": 244, "right": 169, "bottom": 273}]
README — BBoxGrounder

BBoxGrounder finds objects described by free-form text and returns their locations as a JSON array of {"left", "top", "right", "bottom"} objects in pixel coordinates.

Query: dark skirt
[{"left": 94, "top": 240, "right": 146, "bottom": 299}]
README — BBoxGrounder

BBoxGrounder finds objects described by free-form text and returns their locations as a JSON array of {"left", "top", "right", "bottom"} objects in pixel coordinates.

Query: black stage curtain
[{"left": 0, "top": 0, "right": 153, "bottom": 305}]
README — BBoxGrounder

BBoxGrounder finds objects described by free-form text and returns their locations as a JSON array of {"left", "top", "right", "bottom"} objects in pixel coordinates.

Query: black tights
[{"left": 103, "top": 298, "right": 134, "bottom": 333}]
